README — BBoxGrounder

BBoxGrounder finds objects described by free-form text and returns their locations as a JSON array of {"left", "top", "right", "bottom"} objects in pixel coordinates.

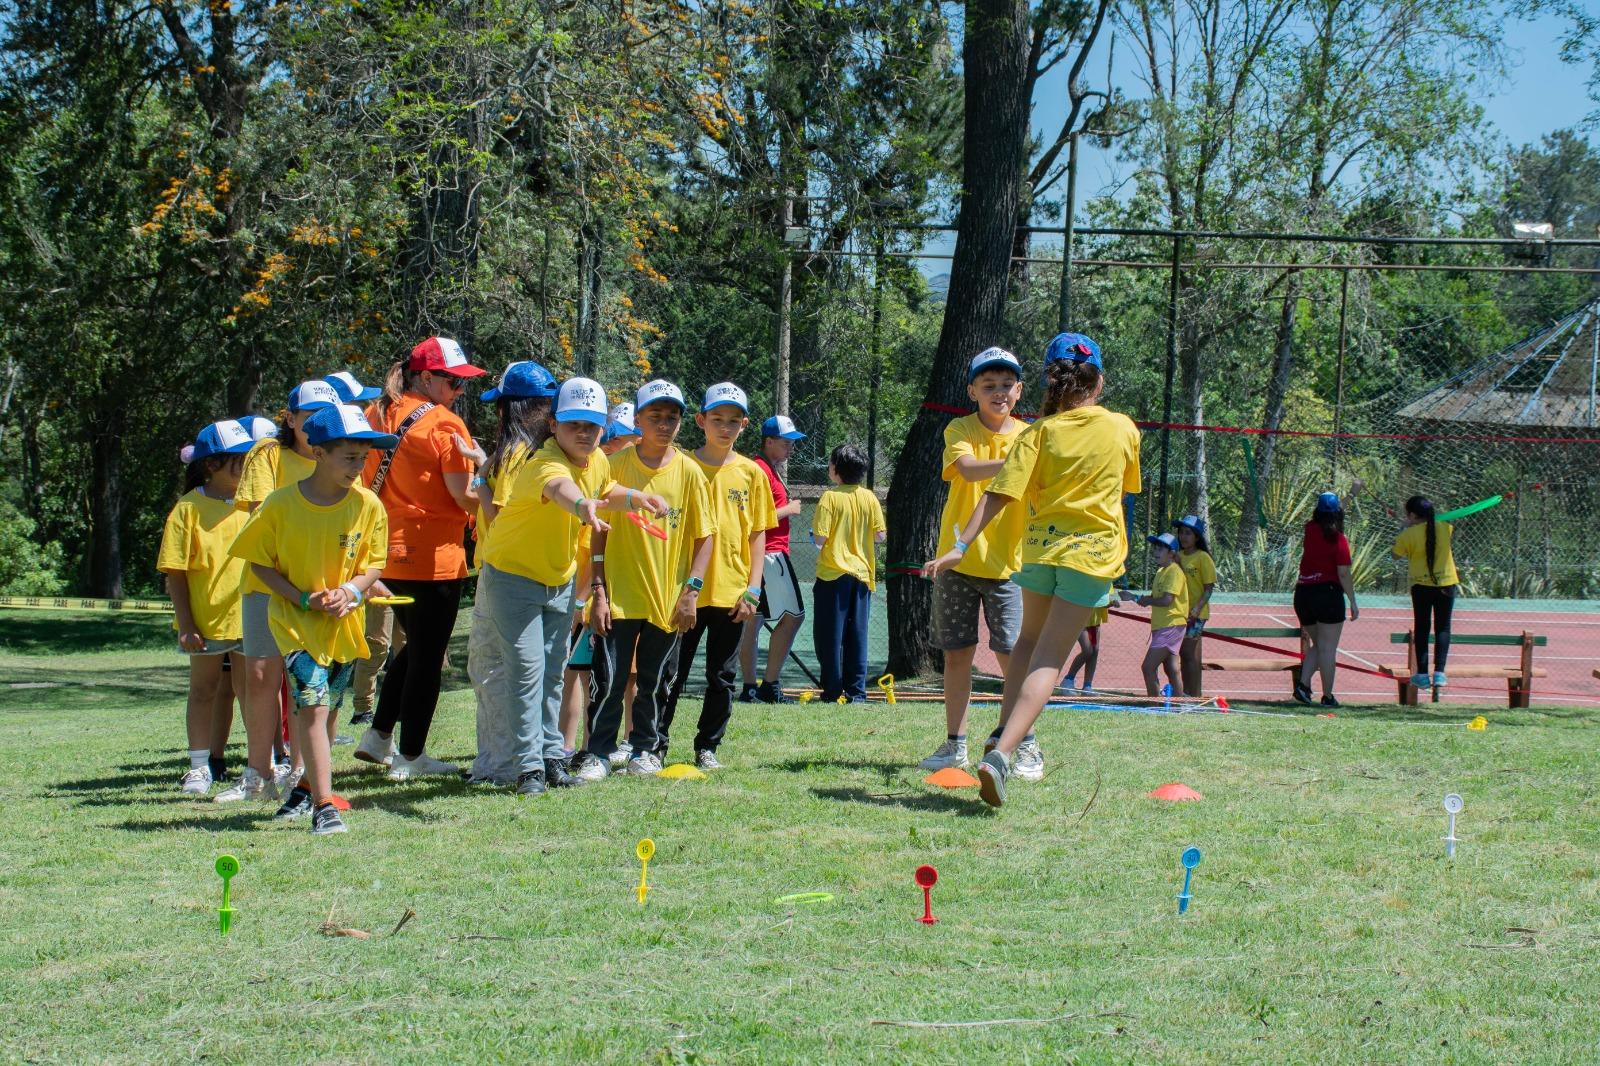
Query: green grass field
[{"left": 3, "top": 611, "right": 1598, "bottom": 1063}]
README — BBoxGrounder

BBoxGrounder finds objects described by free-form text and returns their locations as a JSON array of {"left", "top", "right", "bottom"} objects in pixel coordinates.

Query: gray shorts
[
  {"left": 240, "top": 592, "right": 277, "bottom": 658},
  {"left": 182, "top": 638, "right": 242, "bottom": 656},
  {"left": 931, "top": 569, "right": 1021, "bottom": 654}
]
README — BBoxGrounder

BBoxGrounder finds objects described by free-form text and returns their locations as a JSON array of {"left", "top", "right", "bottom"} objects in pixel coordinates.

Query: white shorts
[{"left": 758, "top": 551, "right": 805, "bottom": 621}]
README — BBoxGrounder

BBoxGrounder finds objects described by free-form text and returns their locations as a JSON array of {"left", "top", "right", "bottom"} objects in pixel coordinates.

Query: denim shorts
[
  {"left": 1012, "top": 563, "right": 1115, "bottom": 608},
  {"left": 284, "top": 650, "right": 356, "bottom": 711}
]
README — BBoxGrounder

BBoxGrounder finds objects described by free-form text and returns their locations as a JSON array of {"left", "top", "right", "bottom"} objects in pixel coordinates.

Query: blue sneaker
[
  {"left": 1409, "top": 672, "right": 1431, "bottom": 689},
  {"left": 1432, "top": 672, "right": 1448, "bottom": 688}
]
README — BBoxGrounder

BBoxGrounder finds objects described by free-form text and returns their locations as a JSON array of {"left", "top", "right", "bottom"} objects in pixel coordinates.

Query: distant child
[
  {"left": 738, "top": 415, "right": 807, "bottom": 704},
  {"left": 924, "top": 333, "right": 1140, "bottom": 808},
  {"left": 464, "top": 361, "right": 558, "bottom": 786},
  {"left": 1393, "top": 495, "right": 1458, "bottom": 690},
  {"left": 1120, "top": 532, "right": 1189, "bottom": 697},
  {"left": 1063, "top": 604, "right": 1108, "bottom": 693},
  {"left": 219, "top": 378, "right": 342, "bottom": 805},
  {"left": 812, "top": 444, "right": 886, "bottom": 702},
  {"left": 229, "top": 404, "right": 392, "bottom": 834},
  {"left": 660, "top": 383, "right": 776, "bottom": 769},
  {"left": 1172, "top": 515, "right": 1216, "bottom": 695},
  {"left": 159, "top": 420, "right": 255, "bottom": 794},
  {"left": 601, "top": 401, "right": 641, "bottom": 455},
  {"left": 569, "top": 380, "right": 712, "bottom": 781},
  {"left": 920, "top": 348, "right": 1029, "bottom": 775}
]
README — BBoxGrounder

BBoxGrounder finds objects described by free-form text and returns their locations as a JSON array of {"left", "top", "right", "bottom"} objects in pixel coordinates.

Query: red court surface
[{"left": 974, "top": 598, "right": 1600, "bottom": 708}]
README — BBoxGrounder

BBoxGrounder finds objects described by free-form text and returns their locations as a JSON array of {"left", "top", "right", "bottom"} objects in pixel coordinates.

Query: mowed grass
[{"left": 2, "top": 612, "right": 1599, "bottom": 1064}]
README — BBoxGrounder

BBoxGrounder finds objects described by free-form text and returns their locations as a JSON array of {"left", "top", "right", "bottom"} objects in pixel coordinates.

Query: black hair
[
  {"left": 830, "top": 443, "right": 869, "bottom": 485},
  {"left": 1040, "top": 358, "right": 1102, "bottom": 417},
  {"left": 274, "top": 410, "right": 301, "bottom": 453},
  {"left": 183, "top": 453, "right": 243, "bottom": 493},
  {"left": 1405, "top": 494, "right": 1438, "bottom": 582},
  {"left": 483, "top": 395, "right": 553, "bottom": 484},
  {"left": 1314, "top": 506, "right": 1344, "bottom": 543},
  {"left": 1176, "top": 523, "right": 1209, "bottom": 553}
]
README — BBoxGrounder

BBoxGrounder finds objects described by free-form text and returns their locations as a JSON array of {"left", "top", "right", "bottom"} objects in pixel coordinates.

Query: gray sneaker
[
  {"left": 623, "top": 751, "right": 663, "bottom": 776},
  {"left": 695, "top": 749, "right": 722, "bottom": 771},
  {"left": 1014, "top": 737, "right": 1045, "bottom": 781},
  {"left": 570, "top": 752, "right": 609, "bottom": 782},
  {"left": 977, "top": 750, "right": 1010, "bottom": 808},
  {"left": 919, "top": 738, "right": 968, "bottom": 771},
  {"left": 310, "top": 804, "right": 348, "bottom": 835},
  {"left": 608, "top": 741, "right": 634, "bottom": 770}
]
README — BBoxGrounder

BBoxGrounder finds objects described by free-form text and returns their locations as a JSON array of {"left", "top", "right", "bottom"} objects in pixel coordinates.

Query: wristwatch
[{"left": 683, "top": 576, "right": 704, "bottom": 593}]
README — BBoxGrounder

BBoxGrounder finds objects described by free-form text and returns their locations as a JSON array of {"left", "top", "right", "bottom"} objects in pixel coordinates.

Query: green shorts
[{"left": 1012, "top": 563, "right": 1114, "bottom": 608}]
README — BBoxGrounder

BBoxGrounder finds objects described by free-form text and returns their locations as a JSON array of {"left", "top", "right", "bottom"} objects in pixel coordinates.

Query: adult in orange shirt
[{"left": 352, "top": 336, "right": 485, "bottom": 780}]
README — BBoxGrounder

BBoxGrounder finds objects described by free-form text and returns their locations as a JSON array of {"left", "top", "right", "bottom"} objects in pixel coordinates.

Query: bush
[{"left": 0, "top": 501, "right": 67, "bottom": 595}]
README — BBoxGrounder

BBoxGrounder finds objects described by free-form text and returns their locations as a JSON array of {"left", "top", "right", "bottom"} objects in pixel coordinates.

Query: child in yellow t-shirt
[
  {"left": 924, "top": 333, "right": 1140, "bottom": 808},
  {"left": 1393, "top": 494, "right": 1459, "bottom": 689},
  {"left": 659, "top": 383, "right": 777, "bottom": 770},
  {"left": 572, "top": 380, "right": 713, "bottom": 780},
  {"left": 1173, "top": 514, "right": 1217, "bottom": 696},
  {"left": 812, "top": 444, "right": 886, "bottom": 702},
  {"left": 1120, "top": 532, "right": 1190, "bottom": 697},
  {"left": 159, "top": 420, "right": 255, "bottom": 795},
  {"left": 229, "top": 404, "right": 392, "bottom": 835}
]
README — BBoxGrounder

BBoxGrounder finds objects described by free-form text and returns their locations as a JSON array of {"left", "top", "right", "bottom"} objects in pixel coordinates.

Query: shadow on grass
[
  {"left": 0, "top": 613, "right": 173, "bottom": 655},
  {"left": 810, "top": 785, "right": 991, "bottom": 817},
  {"left": 766, "top": 758, "right": 908, "bottom": 780}
]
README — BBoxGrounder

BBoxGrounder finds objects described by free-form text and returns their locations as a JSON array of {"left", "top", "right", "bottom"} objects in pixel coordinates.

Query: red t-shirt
[
  {"left": 753, "top": 456, "right": 791, "bottom": 554},
  {"left": 1297, "top": 521, "right": 1351, "bottom": 584}
]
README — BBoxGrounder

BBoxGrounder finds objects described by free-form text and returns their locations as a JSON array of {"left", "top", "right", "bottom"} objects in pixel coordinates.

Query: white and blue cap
[
  {"left": 554, "top": 377, "right": 609, "bottom": 426},
  {"left": 1315, "top": 491, "right": 1343, "bottom": 514},
  {"left": 701, "top": 382, "right": 749, "bottom": 414},
  {"left": 191, "top": 419, "right": 255, "bottom": 461},
  {"left": 967, "top": 346, "right": 1023, "bottom": 382},
  {"left": 482, "top": 361, "right": 559, "bottom": 402},
  {"left": 603, "top": 402, "right": 641, "bottom": 442},
  {"left": 1147, "top": 531, "right": 1181, "bottom": 553},
  {"left": 288, "top": 379, "right": 341, "bottom": 413},
  {"left": 761, "top": 415, "right": 806, "bottom": 440},
  {"left": 302, "top": 403, "right": 399, "bottom": 448},
  {"left": 243, "top": 415, "right": 279, "bottom": 441},
  {"left": 1043, "top": 332, "right": 1103, "bottom": 376},
  {"left": 636, "top": 379, "right": 686, "bottom": 412},
  {"left": 1173, "top": 514, "right": 1205, "bottom": 537},
  {"left": 323, "top": 371, "right": 381, "bottom": 404}
]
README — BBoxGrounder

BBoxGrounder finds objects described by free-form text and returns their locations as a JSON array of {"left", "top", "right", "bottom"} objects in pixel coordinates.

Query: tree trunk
[
  {"left": 1241, "top": 278, "right": 1299, "bottom": 540},
  {"left": 575, "top": 224, "right": 603, "bottom": 376},
  {"left": 87, "top": 412, "right": 124, "bottom": 598},
  {"left": 885, "top": 0, "right": 1031, "bottom": 678}
]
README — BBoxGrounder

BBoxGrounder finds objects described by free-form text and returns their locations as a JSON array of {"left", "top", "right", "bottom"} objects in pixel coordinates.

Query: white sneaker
[
  {"left": 570, "top": 752, "right": 610, "bottom": 782},
  {"left": 214, "top": 767, "right": 279, "bottom": 804},
  {"left": 272, "top": 762, "right": 297, "bottom": 791},
  {"left": 180, "top": 766, "right": 213, "bottom": 794},
  {"left": 919, "top": 738, "right": 968, "bottom": 771},
  {"left": 387, "top": 751, "right": 460, "bottom": 781},
  {"left": 1013, "top": 737, "right": 1045, "bottom": 781},
  {"left": 622, "top": 751, "right": 662, "bottom": 775},
  {"left": 608, "top": 741, "right": 634, "bottom": 770},
  {"left": 695, "top": 749, "right": 722, "bottom": 771},
  {"left": 353, "top": 727, "right": 395, "bottom": 768}
]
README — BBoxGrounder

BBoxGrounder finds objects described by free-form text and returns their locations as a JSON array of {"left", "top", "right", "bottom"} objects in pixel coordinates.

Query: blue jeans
[
  {"left": 479, "top": 564, "right": 575, "bottom": 774},
  {"left": 813, "top": 575, "right": 871, "bottom": 701}
]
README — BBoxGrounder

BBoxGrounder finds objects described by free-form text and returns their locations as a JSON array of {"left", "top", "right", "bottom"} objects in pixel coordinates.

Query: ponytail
[
  {"left": 183, "top": 458, "right": 211, "bottom": 493},
  {"left": 378, "top": 358, "right": 422, "bottom": 420},
  {"left": 1406, "top": 495, "right": 1438, "bottom": 581},
  {"left": 1315, "top": 509, "right": 1343, "bottom": 543},
  {"left": 1039, "top": 358, "right": 1102, "bottom": 417},
  {"left": 274, "top": 409, "right": 300, "bottom": 453},
  {"left": 483, "top": 396, "right": 553, "bottom": 484}
]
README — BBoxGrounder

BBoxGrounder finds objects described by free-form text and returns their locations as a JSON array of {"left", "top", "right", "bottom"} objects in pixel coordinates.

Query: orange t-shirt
[{"left": 362, "top": 394, "right": 475, "bottom": 581}]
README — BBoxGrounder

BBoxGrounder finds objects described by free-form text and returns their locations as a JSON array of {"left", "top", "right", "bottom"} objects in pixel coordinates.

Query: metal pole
[
  {"left": 775, "top": 192, "right": 793, "bottom": 480},
  {"left": 1332, "top": 270, "right": 1350, "bottom": 483},
  {"left": 1511, "top": 468, "right": 1524, "bottom": 599},
  {"left": 1156, "top": 235, "right": 1181, "bottom": 536},
  {"left": 867, "top": 241, "right": 884, "bottom": 489},
  {"left": 1056, "top": 131, "right": 1079, "bottom": 332}
]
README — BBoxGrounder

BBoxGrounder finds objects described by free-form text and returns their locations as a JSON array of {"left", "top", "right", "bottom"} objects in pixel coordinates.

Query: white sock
[{"left": 189, "top": 749, "right": 210, "bottom": 770}]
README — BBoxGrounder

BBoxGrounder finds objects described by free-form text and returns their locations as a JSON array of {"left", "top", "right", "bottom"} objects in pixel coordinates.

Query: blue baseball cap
[
  {"left": 636, "top": 379, "right": 686, "bottom": 412},
  {"left": 1315, "top": 491, "right": 1343, "bottom": 514},
  {"left": 1043, "top": 332, "right": 1103, "bottom": 376},
  {"left": 761, "top": 415, "right": 806, "bottom": 440},
  {"left": 701, "top": 382, "right": 749, "bottom": 414},
  {"left": 242, "top": 415, "right": 279, "bottom": 441},
  {"left": 1173, "top": 514, "right": 1206, "bottom": 537},
  {"left": 967, "top": 346, "right": 1024, "bottom": 382},
  {"left": 302, "top": 404, "right": 399, "bottom": 449},
  {"left": 482, "top": 361, "right": 559, "bottom": 402},
  {"left": 553, "top": 377, "right": 609, "bottom": 426},
  {"left": 191, "top": 419, "right": 255, "bottom": 461},
  {"left": 288, "top": 379, "right": 341, "bottom": 413},
  {"left": 323, "top": 371, "right": 381, "bottom": 404},
  {"left": 603, "top": 402, "right": 641, "bottom": 443},
  {"left": 1147, "top": 532, "right": 1181, "bottom": 553}
]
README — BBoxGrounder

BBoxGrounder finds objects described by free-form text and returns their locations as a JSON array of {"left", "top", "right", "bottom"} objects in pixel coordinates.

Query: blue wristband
[{"left": 954, "top": 539, "right": 969, "bottom": 554}]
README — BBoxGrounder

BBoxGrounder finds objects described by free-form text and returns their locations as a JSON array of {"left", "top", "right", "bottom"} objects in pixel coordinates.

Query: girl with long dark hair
[
  {"left": 1294, "top": 492, "right": 1359, "bottom": 706},
  {"left": 1393, "top": 495, "right": 1459, "bottom": 690}
]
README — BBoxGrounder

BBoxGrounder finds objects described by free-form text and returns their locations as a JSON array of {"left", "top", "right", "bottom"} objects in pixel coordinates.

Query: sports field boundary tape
[{"left": 0, "top": 595, "right": 172, "bottom": 614}]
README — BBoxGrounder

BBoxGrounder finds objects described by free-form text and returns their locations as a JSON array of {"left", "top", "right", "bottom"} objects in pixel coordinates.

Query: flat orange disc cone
[
  {"left": 924, "top": 767, "right": 979, "bottom": 788},
  {"left": 1147, "top": 782, "right": 1203, "bottom": 802}
]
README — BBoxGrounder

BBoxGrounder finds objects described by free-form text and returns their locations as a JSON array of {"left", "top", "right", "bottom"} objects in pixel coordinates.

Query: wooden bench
[
  {"left": 1378, "top": 631, "right": 1547, "bottom": 708},
  {"left": 1200, "top": 627, "right": 1306, "bottom": 698}
]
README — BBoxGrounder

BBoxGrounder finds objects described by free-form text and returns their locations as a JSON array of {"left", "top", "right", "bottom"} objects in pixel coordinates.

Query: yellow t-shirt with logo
[
  {"left": 228, "top": 484, "right": 389, "bottom": 665},
  {"left": 157, "top": 488, "right": 251, "bottom": 641},
  {"left": 604, "top": 447, "right": 715, "bottom": 631},
  {"left": 692, "top": 452, "right": 777, "bottom": 609},
  {"left": 1149, "top": 562, "right": 1190, "bottom": 631},
  {"left": 936, "top": 414, "right": 1027, "bottom": 581},
  {"left": 1392, "top": 521, "right": 1458, "bottom": 587},
  {"left": 475, "top": 442, "right": 534, "bottom": 562},
  {"left": 814, "top": 485, "right": 886, "bottom": 589},
  {"left": 987, "top": 405, "right": 1141, "bottom": 580},
  {"left": 235, "top": 439, "right": 319, "bottom": 594},
  {"left": 1177, "top": 549, "right": 1218, "bottom": 621},
  {"left": 482, "top": 440, "right": 613, "bottom": 587}
]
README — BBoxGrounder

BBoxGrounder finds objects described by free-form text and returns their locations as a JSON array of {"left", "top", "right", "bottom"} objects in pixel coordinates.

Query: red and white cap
[{"left": 408, "top": 336, "right": 486, "bottom": 378}]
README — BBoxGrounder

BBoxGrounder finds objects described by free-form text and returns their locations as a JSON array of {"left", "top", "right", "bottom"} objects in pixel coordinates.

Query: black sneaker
[
  {"left": 737, "top": 683, "right": 760, "bottom": 703},
  {"left": 1320, "top": 694, "right": 1341, "bottom": 708},
  {"left": 517, "top": 768, "right": 547, "bottom": 796},
  {"left": 274, "top": 786, "right": 314, "bottom": 820},
  {"left": 977, "top": 750, "right": 1010, "bottom": 808},
  {"left": 310, "top": 804, "right": 348, "bottom": 835},
  {"left": 350, "top": 711, "right": 374, "bottom": 726},
  {"left": 544, "top": 757, "right": 584, "bottom": 789},
  {"left": 1293, "top": 681, "right": 1314, "bottom": 706},
  {"left": 757, "top": 681, "right": 791, "bottom": 704}
]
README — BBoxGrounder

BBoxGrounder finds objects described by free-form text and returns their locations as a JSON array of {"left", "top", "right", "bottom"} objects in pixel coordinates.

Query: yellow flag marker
[
  {"left": 1467, "top": 715, "right": 1487, "bottom": 731},
  {"left": 877, "top": 673, "right": 897, "bottom": 705},
  {"left": 635, "top": 838, "right": 655, "bottom": 905},
  {"left": 797, "top": 690, "right": 816, "bottom": 704},
  {"left": 656, "top": 763, "right": 707, "bottom": 780}
]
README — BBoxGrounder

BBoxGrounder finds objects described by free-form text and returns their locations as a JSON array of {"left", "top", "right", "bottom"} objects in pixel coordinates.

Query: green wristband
[{"left": 299, "top": 591, "right": 311, "bottom": 612}]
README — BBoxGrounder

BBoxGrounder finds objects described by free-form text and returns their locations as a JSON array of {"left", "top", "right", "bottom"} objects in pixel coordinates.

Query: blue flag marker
[{"left": 1177, "top": 846, "right": 1202, "bottom": 915}]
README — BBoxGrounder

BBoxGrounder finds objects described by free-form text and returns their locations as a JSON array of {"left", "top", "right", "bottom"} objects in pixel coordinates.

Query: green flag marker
[
  {"left": 1437, "top": 495, "right": 1503, "bottom": 522},
  {"left": 215, "top": 854, "right": 239, "bottom": 936}
]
